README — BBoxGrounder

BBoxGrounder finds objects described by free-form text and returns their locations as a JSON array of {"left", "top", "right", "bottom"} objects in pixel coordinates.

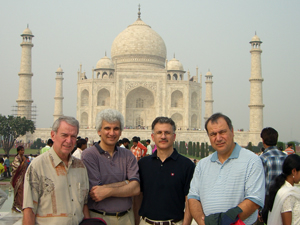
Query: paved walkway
[{"left": 0, "top": 212, "right": 22, "bottom": 225}]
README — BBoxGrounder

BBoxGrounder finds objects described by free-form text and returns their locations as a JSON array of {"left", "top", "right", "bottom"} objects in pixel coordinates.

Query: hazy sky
[{"left": 1, "top": 1, "right": 299, "bottom": 142}]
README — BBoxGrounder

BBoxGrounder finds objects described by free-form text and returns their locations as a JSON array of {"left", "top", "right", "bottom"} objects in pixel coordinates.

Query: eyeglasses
[{"left": 153, "top": 131, "right": 174, "bottom": 136}]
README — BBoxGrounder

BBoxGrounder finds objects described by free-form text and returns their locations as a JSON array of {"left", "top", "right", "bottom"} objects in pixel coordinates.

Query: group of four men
[{"left": 22, "top": 109, "right": 276, "bottom": 225}]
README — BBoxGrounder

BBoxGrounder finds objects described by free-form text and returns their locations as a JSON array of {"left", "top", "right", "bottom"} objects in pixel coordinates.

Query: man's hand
[{"left": 90, "top": 185, "right": 111, "bottom": 202}]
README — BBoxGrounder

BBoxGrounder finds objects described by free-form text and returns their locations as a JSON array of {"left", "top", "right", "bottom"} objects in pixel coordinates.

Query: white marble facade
[
  {"left": 76, "top": 15, "right": 202, "bottom": 132},
  {"left": 17, "top": 11, "right": 264, "bottom": 146}
]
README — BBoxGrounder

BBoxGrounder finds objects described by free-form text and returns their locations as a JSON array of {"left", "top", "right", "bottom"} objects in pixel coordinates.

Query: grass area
[
  {"left": 180, "top": 153, "right": 202, "bottom": 160},
  {"left": 0, "top": 148, "right": 40, "bottom": 156},
  {"left": 0, "top": 177, "right": 11, "bottom": 182}
]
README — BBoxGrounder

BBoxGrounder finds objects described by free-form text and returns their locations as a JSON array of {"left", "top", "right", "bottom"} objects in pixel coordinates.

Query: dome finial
[
  {"left": 255, "top": 31, "right": 257, "bottom": 35},
  {"left": 138, "top": 4, "right": 141, "bottom": 19},
  {"left": 173, "top": 53, "right": 175, "bottom": 58},
  {"left": 105, "top": 51, "right": 107, "bottom": 56},
  {"left": 27, "top": 24, "right": 29, "bottom": 28}
]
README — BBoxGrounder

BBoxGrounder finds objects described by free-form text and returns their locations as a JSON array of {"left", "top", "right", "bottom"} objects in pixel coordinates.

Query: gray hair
[
  {"left": 96, "top": 109, "right": 124, "bottom": 131},
  {"left": 152, "top": 117, "right": 176, "bottom": 132},
  {"left": 52, "top": 116, "right": 79, "bottom": 135}
]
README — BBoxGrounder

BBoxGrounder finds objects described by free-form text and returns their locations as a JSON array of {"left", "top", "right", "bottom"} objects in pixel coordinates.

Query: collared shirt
[
  {"left": 260, "top": 146, "right": 287, "bottom": 195},
  {"left": 131, "top": 145, "right": 142, "bottom": 159},
  {"left": 284, "top": 148, "right": 295, "bottom": 155},
  {"left": 146, "top": 145, "right": 152, "bottom": 155},
  {"left": 138, "top": 149, "right": 195, "bottom": 220},
  {"left": 82, "top": 143, "right": 140, "bottom": 213},
  {"left": 40, "top": 145, "right": 51, "bottom": 154},
  {"left": 188, "top": 143, "right": 265, "bottom": 225},
  {"left": 23, "top": 147, "right": 89, "bottom": 225},
  {"left": 73, "top": 148, "right": 83, "bottom": 159}
]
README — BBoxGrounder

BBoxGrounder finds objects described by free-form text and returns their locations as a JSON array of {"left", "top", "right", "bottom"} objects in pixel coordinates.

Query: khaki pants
[
  {"left": 139, "top": 217, "right": 183, "bottom": 225},
  {"left": 89, "top": 209, "right": 134, "bottom": 225}
]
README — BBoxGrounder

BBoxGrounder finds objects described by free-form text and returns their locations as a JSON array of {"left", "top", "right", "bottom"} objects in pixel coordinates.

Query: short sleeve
[
  {"left": 23, "top": 165, "right": 40, "bottom": 214},
  {"left": 187, "top": 162, "right": 201, "bottom": 201},
  {"left": 126, "top": 152, "right": 140, "bottom": 182},
  {"left": 184, "top": 161, "right": 195, "bottom": 196},
  {"left": 281, "top": 195, "right": 295, "bottom": 213},
  {"left": 244, "top": 156, "right": 265, "bottom": 208}
]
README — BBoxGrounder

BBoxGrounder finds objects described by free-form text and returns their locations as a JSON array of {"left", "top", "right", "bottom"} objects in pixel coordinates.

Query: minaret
[
  {"left": 204, "top": 70, "right": 213, "bottom": 122},
  {"left": 53, "top": 66, "right": 64, "bottom": 122},
  {"left": 16, "top": 26, "right": 34, "bottom": 119},
  {"left": 249, "top": 34, "right": 264, "bottom": 132}
]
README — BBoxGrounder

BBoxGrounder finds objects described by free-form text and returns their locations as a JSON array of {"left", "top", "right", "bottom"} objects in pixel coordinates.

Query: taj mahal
[{"left": 15, "top": 8, "right": 264, "bottom": 146}]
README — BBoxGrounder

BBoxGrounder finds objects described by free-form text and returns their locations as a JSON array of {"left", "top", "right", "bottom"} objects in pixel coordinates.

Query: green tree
[
  {"left": 277, "top": 141, "right": 285, "bottom": 151},
  {"left": 30, "top": 138, "right": 46, "bottom": 149},
  {"left": 192, "top": 142, "right": 196, "bottom": 156},
  {"left": 196, "top": 142, "right": 200, "bottom": 157},
  {"left": 188, "top": 141, "right": 193, "bottom": 156},
  {"left": 0, "top": 115, "right": 35, "bottom": 155},
  {"left": 205, "top": 142, "right": 209, "bottom": 156},
  {"left": 246, "top": 142, "right": 253, "bottom": 151},
  {"left": 201, "top": 143, "right": 205, "bottom": 158}
]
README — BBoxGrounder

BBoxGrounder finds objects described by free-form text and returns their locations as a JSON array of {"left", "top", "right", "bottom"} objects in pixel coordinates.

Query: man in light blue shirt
[{"left": 188, "top": 113, "right": 265, "bottom": 225}]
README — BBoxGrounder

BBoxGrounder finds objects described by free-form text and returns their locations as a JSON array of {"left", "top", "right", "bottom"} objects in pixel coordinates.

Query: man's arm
[
  {"left": 90, "top": 180, "right": 140, "bottom": 202},
  {"left": 188, "top": 198, "right": 205, "bottom": 225},
  {"left": 183, "top": 196, "right": 193, "bottom": 225},
  {"left": 83, "top": 204, "right": 90, "bottom": 219},
  {"left": 237, "top": 199, "right": 260, "bottom": 221},
  {"left": 133, "top": 192, "right": 143, "bottom": 225},
  {"left": 23, "top": 208, "right": 35, "bottom": 225}
]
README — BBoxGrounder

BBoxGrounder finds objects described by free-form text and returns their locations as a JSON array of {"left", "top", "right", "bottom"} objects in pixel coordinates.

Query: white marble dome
[
  {"left": 96, "top": 56, "right": 114, "bottom": 69},
  {"left": 56, "top": 66, "right": 63, "bottom": 73},
  {"left": 22, "top": 27, "right": 33, "bottom": 36},
  {"left": 206, "top": 71, "right": 212, "bottom": 76},
  {"left": 250, "top": 35, "right": 261, "bottom": 42},
  {"left": 111, "top": 18, "right": 167, "bottom": 68},
  {"left": 167, "top": 58, "right": 184, "bottom": 71}
]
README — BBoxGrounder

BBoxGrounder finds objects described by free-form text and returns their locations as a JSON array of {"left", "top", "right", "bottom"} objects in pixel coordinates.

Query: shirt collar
[
  {"left": 151, "top": 148, "right": 179, "bottom": 161},
  {"left": 264, "top": 146, "right": 278, "bottom": 153},
  {"left": 211, "top": 143, "right": 241, "bottom": 162},
  {"left": 49, "top": 147, "right": 73, "bottom": 168},
  {"left": 96, "top": 142, "right": 118, "bottom": 154}
]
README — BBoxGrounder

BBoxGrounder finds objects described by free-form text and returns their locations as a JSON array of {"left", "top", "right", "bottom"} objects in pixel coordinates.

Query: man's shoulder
[
  {"left": 261, "top": 148, "right": 286, "bottom": 159},
  {"left": 239, "top": 147, "right": 259, "bottom": 158},
  {"left": 81, "top": 145, "right": 98, "bottom": 158},
  {"left": 138, "top": 154, "right": 152, "bottom": 165},
  {"left": 71, "top": 156, "right": 86, "bottom": 169},
  {"left": 176, "top": 153, "right": 195, "bottom": 165},
  {"left": 197, "top": 154, "right": 214, "bottom": 167}
]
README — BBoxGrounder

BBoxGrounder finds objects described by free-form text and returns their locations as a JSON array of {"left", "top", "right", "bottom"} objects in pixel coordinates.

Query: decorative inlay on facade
[{"left": 125, "top": 81, "right": 157, "bottom": 93}]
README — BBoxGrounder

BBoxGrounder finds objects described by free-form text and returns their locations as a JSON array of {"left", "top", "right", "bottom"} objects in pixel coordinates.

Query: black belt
[
  {"left": 142, "top": 216, "right": 182, "bottom": 225},
  {"left": 90, "top": 208, "right": 130, "bottom": 217}
]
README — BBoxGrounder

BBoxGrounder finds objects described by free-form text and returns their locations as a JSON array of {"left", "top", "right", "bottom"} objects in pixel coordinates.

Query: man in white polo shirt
[{"left": 188, "top": 113, "right": 265, "bottom": 225}]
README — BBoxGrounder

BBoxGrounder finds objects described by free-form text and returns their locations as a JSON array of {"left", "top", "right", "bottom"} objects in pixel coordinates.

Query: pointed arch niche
[
  {"left": 81, "top": 112, "right": 88, "bottom": 128},
  {"left": 171, "top": 113, "right": 183, "bottom": 128},
  {"left": 126, "top": 87, "right": 155, "bottom": 128},
  {"left": 191, "top": 114, "right": 197, "bottom": 128},
  {"left": 81, "top": 89, "right": 89, "bottom": 106},
  {"left": 97, "top": 88, "right": 110, "bottom": 106},
  {"left": 171, "top": 90, "right": 183, "bottom": 108},
  {"left": 191, "top": 92, "right": 198, "bottom": 109}
]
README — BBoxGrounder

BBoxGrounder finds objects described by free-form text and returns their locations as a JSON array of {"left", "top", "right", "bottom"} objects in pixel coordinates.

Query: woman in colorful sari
[{"left": 10, "top": 145, "right": 30, "bottom": 212}]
